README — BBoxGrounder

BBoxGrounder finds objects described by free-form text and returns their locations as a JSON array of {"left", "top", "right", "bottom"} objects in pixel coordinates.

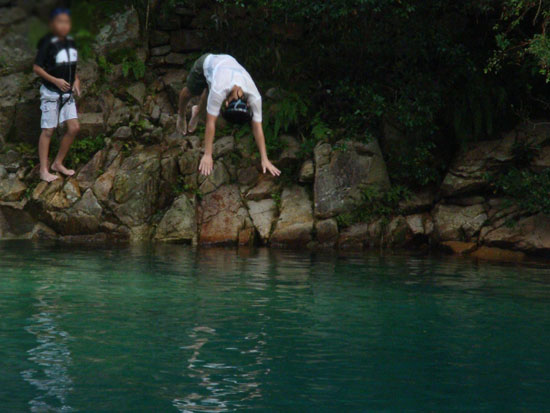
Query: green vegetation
[
  {"left": 49, "top": 134, "right": 106, "bottom": 169},
  {"left": 489, "top": 169, "right": 550, "bottom": 215},
  {"left": 205, "top": 0, "right": 550, "bottom": 189},
  {"left": 336, "top": 184, "right": 411, "bottom": 228}
]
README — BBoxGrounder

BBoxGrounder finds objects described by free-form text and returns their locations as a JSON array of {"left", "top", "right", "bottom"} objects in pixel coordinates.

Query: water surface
[{"left": 0, "top": 241, "right": 548, "bottom": 412}]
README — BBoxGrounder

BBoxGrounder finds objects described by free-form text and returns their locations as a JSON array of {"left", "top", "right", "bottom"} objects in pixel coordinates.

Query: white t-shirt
[{"left": 203, "top": 54, "right": 262, "bottom": 123}]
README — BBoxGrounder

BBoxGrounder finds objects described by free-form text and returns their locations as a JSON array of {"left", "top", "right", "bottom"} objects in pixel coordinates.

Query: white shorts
[{"left": 40, "top": 85, "right": 78, "bottom": 129}]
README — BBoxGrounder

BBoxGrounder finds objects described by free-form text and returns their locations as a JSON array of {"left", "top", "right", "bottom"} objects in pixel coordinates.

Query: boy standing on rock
[
  {"left": 33, "top": 8, "right": 81, "bottom": 182},
  {"left": 177, "top": 53, "right": 281, "bottom": 177}
]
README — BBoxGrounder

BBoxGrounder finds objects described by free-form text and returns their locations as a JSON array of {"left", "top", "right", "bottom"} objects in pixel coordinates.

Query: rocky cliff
[{"left": 1, "top": 3, "right": 550, "bottom": 263}]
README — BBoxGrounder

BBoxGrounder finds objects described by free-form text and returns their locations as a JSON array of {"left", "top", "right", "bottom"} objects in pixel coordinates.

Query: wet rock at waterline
[{"left": 271, "top": 186, "right": 314, "bottom": 247}]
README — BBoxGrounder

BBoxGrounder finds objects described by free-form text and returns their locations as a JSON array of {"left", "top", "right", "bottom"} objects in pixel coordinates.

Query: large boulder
[
  {"left": 46, "top": 189, "right": 103, "bottom": 235},
  {"left": 271, "top": 185, "right": 313, "bottom": 247},
  {"left": 315, "top": 218, "right": 339, "bottom": 247},
  {"left": 112, "top": 146, "right": 162, "bottom": 227},
  {"left": 481, "top": 213, "right": 550, "bottom": 254},
  {"left": 154, "top": 194, "right": 196, "bottom": 243},
  {"left": 433, "top": 203, "right": 487, "bottom": 241},
  {"left": 247, "top": 198, "right": 277, "bottom": 242},
  {"left": 314, "top": 139, "right": 390, "bottom": 219},
  {"left": 198, "top": 184, "right": 251, "bottom": 245},
  {"left": 94, "top": 8, "right": 140, "bottom": 55}
]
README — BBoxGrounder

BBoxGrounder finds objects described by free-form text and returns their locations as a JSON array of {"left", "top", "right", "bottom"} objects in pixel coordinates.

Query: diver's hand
[
  {"left": 261, "top": 158, "right": 281, "bottom": 176},
  {"left": 177, "top": 114, "right": 187, "bottom": 135},
  {"left": 199, "top": 154, "right": 214, "bottom": 176},
  {"left": 54, "top": 78, "right": 71, "bottom": 92}
]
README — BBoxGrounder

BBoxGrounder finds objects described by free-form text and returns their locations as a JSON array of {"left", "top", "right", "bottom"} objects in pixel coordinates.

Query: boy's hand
[
  {"left": 261, "top": 159, "right": 281, "bottom": 176},
  {"left": 199, "top": 154, "right": 214, "bottom": 176},
  {"left": 53, "top": 78, "right": 71, "bottom": 92},
  {"left": 177, "top": 114, "right": 187, "bottom": 135},
  {"left": 72, "top": 78, "right": 81, "bottom": 97}
]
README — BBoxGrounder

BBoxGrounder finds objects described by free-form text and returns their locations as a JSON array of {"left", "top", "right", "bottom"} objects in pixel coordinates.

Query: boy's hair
[{"left": 50, "top": 8, "right": 71, "bottom": 20}]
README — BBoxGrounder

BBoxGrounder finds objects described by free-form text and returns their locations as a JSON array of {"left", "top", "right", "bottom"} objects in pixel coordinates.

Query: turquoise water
[{"left": 0, "top": 242, "right": 549, "bottom": 412}]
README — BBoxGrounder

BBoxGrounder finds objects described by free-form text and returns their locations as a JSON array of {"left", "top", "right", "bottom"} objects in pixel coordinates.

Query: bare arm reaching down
[
  {"left": 198, "top": 116, "right": 281, "bottom": 177},
  {"left": 252, "top": 121, "right": 281, "bottom": 176}
]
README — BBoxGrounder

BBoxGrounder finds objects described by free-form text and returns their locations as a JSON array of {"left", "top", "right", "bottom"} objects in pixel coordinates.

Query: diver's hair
[{"left": 50, "top": 8, "right": 71, "bottom": 20}]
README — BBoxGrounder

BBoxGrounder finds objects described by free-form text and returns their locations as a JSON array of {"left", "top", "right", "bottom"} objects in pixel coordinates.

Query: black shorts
[{"left": 186, "top": 53, "right": 210, "bottom": 96}]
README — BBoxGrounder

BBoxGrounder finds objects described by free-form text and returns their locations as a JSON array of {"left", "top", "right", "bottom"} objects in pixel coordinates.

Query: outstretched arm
[
  {"left": 198, "top": 113, "right": 217, "bottom": 176},
  {"left": 252, "top": 121, "right": 281, "bottom": 176}
]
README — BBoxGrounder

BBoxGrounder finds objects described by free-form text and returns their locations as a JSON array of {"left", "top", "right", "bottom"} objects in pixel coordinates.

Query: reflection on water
[
  {"left": 0, "top": 241, "right": 549, "bottom": 412},
  {"left": 22, "top": 284, "right": 74, "bottom": 412}
]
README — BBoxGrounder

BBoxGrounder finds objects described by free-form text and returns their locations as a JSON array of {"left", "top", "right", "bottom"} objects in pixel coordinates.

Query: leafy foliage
[
  {"left": 488, "top": 168, "right": 550, "bottom": 215},
  {"left": 336, "top": 184, "right": 411, "bottom": 228}
]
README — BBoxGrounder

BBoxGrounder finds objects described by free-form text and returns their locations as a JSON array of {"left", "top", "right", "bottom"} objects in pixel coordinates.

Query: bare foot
[
  {"left": 51, "top": 163, "right": 75, "bottom": 177},
  {"left": 188, "top": 105, "right": 200, "bottom": 134},
  {"left": 40, "top": 170, "right": 59, "bottom": 183}
]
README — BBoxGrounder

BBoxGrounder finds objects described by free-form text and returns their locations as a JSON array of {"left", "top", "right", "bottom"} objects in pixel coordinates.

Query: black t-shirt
[{"left": 35, "top": 33, "right": 78, "bottom": 93}]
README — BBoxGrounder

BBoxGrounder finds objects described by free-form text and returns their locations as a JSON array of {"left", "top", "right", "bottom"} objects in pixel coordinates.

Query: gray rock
[
  {"left": 316, "top": 218, "right": 339, "bottom": 247},
  {"left": 127, "top": 82, "right": 146, "bottom": 105},
  {"left": 433, "top": 203, "right": 487, "bottom": 241},
  {"left": 298, "top": 159, "right": 314, "bottom": 183},
  {"left": 481, "top": 213, "right": 550, "bottom": 254},
  {"left": 113, "top": 126, "right": 133, "bottom": 139},
  {"left": 248, "top": 198, "right": 277, "bottom": 242},
  {"left": 238, "top": 166, "right": 259, "bottom": 186},
  {"left": 314, "top": 139, "right": 390, "bottom": 219},
  {"left": 78, "top": 59, "right": 98, "bottom": 92},
  {"left": 154, "top": 194, "right": 196, "bottom": 243},
  {"left": 112, "top": 146, "right": 162, "bottom": 227},
  {"left": 213, "top": 136, "right": 235, "bottom": 158},
  {"left": 271, "top": 186, "right": 313, "bottom": 247},
  {"left": 79, "top": 113, "right": 105, "bottom": 137},
  {"left": 94, "top": 8, "right": 140, "bottom": 55},
  {"left": 76, "top": 149, "right": 106, "bottom": 190},
  {"left": 246, "top": 176, "right": 279, "bottom": 201},
  {"left": 151, "top": 105, "right": 161, "bottom": 122},
  {"left": 0, "top": 176, "right": 26, "bottom": 201}
]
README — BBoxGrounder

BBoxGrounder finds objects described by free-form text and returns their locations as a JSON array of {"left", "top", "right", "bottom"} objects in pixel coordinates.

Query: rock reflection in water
[{"left": 21, "top": 285, "right": 74, "bottom": 412}]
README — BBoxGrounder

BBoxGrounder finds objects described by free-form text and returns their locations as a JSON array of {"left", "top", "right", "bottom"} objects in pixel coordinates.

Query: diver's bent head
[
  {"left": 50, "top": 8, "right": 72, "bottom": 37},
  {"left": 222, "top": 85, "right": 252, "bottom": 124}
]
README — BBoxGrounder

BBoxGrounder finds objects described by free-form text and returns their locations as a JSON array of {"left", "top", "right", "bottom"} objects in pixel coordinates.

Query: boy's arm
[
  {"left": 198, "top": 113, "right": 217, "bottom": 176},
  {"left": 73, "top": 74, "right": 81, "bottom": 97},
  {"left": 251, "top": 121, "right": 281, "bottom": 176},
  {"left": 33, "top": 64, "right": 70, "bottom": 92}
]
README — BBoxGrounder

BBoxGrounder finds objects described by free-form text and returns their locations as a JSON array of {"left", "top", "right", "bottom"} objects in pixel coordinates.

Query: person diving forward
[{"left": 177, "top": 53, "right": 281, "bottom": 177}]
